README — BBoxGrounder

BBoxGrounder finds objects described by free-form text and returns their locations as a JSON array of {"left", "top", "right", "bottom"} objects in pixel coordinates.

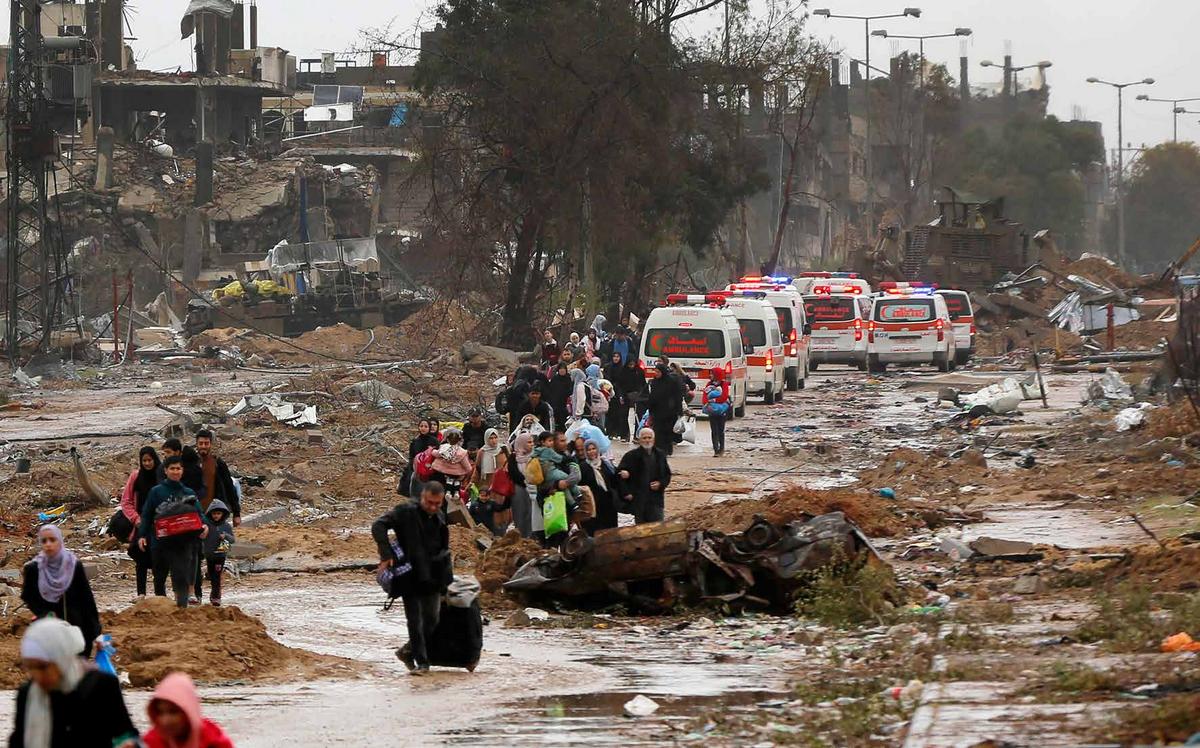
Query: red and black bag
[{"left": 153, "top": 497, "right": 204, "bottom": 539}]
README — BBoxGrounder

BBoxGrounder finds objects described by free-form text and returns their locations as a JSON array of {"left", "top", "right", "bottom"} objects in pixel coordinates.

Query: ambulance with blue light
[
  {"left": 717, "top": 290, "right": 787, "bottom": 404},
  {"left": 725, "top": 275, "right": 810, "bottom": 391},
  {"left": 640, "top": 294, "right": 749, "bottom": 417},
  {"left": 795, "top": 272, "right": 873, "bottom": 296},
  {"left": 866, "top": 282, "right": 957, "bottom": 372},
  {"left": 802, "top": 283, "right": 870, "bottom": 370}
]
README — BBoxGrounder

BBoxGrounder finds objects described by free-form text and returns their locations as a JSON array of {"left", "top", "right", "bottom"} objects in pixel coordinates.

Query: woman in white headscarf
[
  {"left": 470, "top": 428, "right": 512, "bottom": 534},
  {"left": 509, "top": 432, "right": 537, "bottom": 538},
  {"left": 10, "top": 618, "right": 137, "bottom": 748},
  {"left": 21, "top": 526, "right": 101, "bottom": 658}
]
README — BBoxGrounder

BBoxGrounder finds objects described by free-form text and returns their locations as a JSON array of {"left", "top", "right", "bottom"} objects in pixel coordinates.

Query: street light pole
[
  {"left": 1135, "top": 94, "right": 1200, "bottom": 143},
  {"left": 813, "top": 7, "right": 920, "bottom": 236},
  {"left": 1088, "top": 76, "right": 1156, "bottom": 268}
]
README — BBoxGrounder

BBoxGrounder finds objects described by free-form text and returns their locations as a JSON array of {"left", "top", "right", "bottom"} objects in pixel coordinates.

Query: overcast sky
[{"left": 12, "top": 1, "right": 1200, "bottom": 159}]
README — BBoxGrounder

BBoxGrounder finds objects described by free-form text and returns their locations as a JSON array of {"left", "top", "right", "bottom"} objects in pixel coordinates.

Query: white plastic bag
[
  {"left": 681, "top": 415, "right": 696, "bottom": 444},
  {"left": 673, "top": 415, "right": 687, "bottom": 434}
]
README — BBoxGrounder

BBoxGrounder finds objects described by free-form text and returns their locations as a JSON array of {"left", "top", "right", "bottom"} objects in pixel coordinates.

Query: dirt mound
[
  {"left": 449, "top": 524, "right": 493, "bottom": 569},
  {"left": 107, "top": 597, "right": 355, "bottom": 687},
  {"left": 0, "top": 609, "right": 36, "bottom": 689},
  {"left": 1147, "top": 400, "right": 1200, "bottom": 439},
  {"left": 1066, "top": 256, "right": 1140, "bottom": 289},
  {"left": 855, "top": 447, "right": 991, "bottom": 495},
  {"left": 393, "top": 300, "right": 490, "bottom": 359},
  {"left": 1098, "top": 319, "right": 1176, "bottom": 351},
  {"left": 681, "top": 486, "right": 908, "bottom": 538},
  {"left": 1098, "top": 541, "right": 1200, "bottom": 592},
  {"left": 477, "top": 530, "right": 545, "bottom": 592}
]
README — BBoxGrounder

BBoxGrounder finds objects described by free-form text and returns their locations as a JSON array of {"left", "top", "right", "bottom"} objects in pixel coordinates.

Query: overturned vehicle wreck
[{"left": 504, "top": 512, "right": 881, "bottom": 612}]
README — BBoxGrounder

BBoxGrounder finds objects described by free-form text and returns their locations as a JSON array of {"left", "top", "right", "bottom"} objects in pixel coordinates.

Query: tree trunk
[{"left": 501, "top": 211, "right": 543, "bottom": 346}]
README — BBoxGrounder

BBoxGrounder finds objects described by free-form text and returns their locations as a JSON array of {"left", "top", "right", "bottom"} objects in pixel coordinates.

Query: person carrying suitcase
[{"left": 371, "top": 482, "right": 452, "bottom": 676}]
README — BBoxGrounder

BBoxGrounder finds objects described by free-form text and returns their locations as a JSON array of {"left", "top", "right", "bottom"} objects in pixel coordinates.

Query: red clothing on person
[
  {"left": 702, "top": 367, "right": 730, "bottom": 405},
  {"left": 142, "top": 672, "right": 235, "bottom": 748}
]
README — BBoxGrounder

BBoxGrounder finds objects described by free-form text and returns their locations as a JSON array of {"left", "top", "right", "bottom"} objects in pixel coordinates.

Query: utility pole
[
  {"left": 5, "top": 0, "right": 70, "bottom": 361},
  {"left": 1088, "top": 75, "right": 1156, "bottom": 268},
  {"left": 1135, "top": 94, "right": 1200, "bottom": 143}
]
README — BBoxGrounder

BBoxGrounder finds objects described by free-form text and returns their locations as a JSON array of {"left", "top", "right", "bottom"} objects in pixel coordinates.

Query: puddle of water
[{"left": 961, "top": 503, "right": 1141, "bottom": 548}]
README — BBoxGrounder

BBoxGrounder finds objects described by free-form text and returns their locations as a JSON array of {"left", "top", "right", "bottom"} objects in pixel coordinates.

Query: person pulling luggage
[{"left": 371, "top": 482, "right": 453, "bottom": 676}]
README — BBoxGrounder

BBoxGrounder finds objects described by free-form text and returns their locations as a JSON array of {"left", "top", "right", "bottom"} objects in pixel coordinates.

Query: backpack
[
  {"left": 494, "top": 387, "right": 511, "bottom": 415},
  {"left": 106, "top": 509, "right": 134, "bottom": 541},
  {"left": 525, "top": 455, "right": 544, "bottom": 486},
  {"left": 414, "top": 446, "right": 438, "bottom": 482},
  {"left": 153, "top": 495, "right": 204, "bottom": 539}
]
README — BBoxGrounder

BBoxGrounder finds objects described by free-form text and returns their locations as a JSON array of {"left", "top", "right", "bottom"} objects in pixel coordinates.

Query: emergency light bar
[
  {"left": 666, "top": 293, "right": 727, "bottom": 306},
  {"left": 812, "top": 284, "right": 863, "bottom": 295},
  {"left": 715, "top": 289, "right": 768, "bottom": 300},
  {"left": 735, "top": 274, "right": 793, "bottom": 285},
  {"left": 878, "top": 281, "right": 937, "bottom": 294},
  {"left": 830, "top": 272, "right": 860, "bottom": 279}
]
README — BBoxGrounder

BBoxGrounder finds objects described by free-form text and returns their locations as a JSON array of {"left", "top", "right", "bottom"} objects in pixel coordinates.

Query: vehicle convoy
[
  {"left": 725, "top": 276, "right": 810, "bottom": 391},
  {"left": 867, "top": 282, "right": 957, "bottom": 373},
  {"left": 720, "top": 290, "right": 787, "bottom": 404},
  {"left": 935, "top": 289, "right": 976, "bottom": 365},
  {"left": 803, "top": 284, "right": 870, "bottom": 370},
  {"left": 641, "top": 294, "right": 749, "bottom": 417}
]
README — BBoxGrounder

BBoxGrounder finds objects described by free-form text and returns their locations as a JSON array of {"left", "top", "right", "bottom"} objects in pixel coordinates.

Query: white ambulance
[
  {"left": 867, "top": 282, "right": 957, "bottom": 372},
  {"left": 640, "top": 294, "right": 749, "bottom": 417},
  {"left": 725, "top": 276, "right": 810, "bottom": 390},
  {"left": 719, "top": 290, "right": 787, "bottom": 404},
  {"left": 803, "top": 284, "right": 870, "bottom": 370},
  {"left": 935, "top": 289, "right": 976, "bottom": 365},
  {"left": 795, "top": 272, "right": 873, "bottom": 296}
]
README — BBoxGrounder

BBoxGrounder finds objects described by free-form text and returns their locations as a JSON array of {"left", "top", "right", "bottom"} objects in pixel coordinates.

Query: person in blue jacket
[{"left": 137, "top": 456, "right": 207, "bottom": 608}]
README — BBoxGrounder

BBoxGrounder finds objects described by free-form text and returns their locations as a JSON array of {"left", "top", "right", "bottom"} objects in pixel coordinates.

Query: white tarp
[
  {"left": 961, "top": 376, "right": 1040, "bottom": 413},
  {"left": 1115, "top": 404, "right": 1151, "bottom": 432},
  {"left": 303, "top": 103, "right": 355, "bottom": 123}
]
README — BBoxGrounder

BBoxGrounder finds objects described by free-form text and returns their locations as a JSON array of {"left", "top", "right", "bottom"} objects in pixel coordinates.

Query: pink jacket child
[
  {"left": 430, "top": 431, "right": 474, "bottom": 480},
  {"left": 142, "top": 672, "right": 235, "bottom": 748}
]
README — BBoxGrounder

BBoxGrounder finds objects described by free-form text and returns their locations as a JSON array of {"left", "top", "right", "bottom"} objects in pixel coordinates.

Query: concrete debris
[
  {"left": 960, "top": 377, "right": 1039, "bottom": 413},
  {"left": 1092, "top": 368, "right": 1134, "bottom": 402},
  {"left": 623, "top": 695, "right": 660, "bottom": 718},
  {"left": 342, "top": 379, "right": 410, "bottom": 407},
  {"left": 227, "top": 394, "right": 319, "bottom": 428},
  {"left": 938, "top": 536, "right": 976, "bottom": 561},
  {"left": 1012, "top": 573, "right": 1045, "bottom": 595},
  {"left": 12, "top": 369, "right": 40, "bottom": 388},
  {"left": 968, "top": 537, "right": 1036, "bottom": 559}
]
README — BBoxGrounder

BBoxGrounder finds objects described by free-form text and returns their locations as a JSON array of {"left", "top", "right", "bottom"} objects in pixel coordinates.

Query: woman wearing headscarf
[
  {"left": 119, "top": 446, "right": 160, "bottom": 597},
  {"left": 584, "top": 329, "right": 600, "bottom": 361},
  {"left": 590, "top": 314, "right": 608, "bottom": 341},
  {"left": 509, "top": 433, "right": 536, "bottom": 537},
  {"left": 565, "top": 332, "right": 585, "bottom": 361},
  {"left": 470, "top": 429, "right": 511, "bottom": 535},
  {"left": 579, "top": 440, "right": 620, "bottom": 534},
  {"left": 569, "top": 367, "right": 590, "bottom": 421},
  {"left": 141, "top": 672, "right": 233, "bottom": 748},
  {"left": 430, "top": 428, "right": 473, "bottom": 499},
  {"left": 21, "top": 526, "right": 101, "bottom": 658},
  {"left": 10, "top": 618, "right": 137, "bottom": 748},
  {"left": 613, "top": 354, "right": 647, "bottom": 442},
  {"left": 404, "top": 418, "right": 440, "bottom": 498}
]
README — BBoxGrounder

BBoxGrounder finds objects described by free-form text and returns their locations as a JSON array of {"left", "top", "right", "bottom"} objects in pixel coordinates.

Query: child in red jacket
[{"left": 142, "top": 672, "right": 234, "bottom": 748}]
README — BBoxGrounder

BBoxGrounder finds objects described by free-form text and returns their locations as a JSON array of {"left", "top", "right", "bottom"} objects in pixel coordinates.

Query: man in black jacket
[
  {"left": 372, "top": 482, "right": 453, "bottom": 676},
  {"left": 516, "top": 386, "right": 555, "bottom": 431},
  {"left": 617, "top": 429, "right": 672, "bottom": 524}
]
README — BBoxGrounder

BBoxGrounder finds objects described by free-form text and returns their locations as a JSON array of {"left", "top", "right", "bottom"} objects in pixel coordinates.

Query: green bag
[{"left": 542, "top": 491, "right": 569, "bottom": 536}]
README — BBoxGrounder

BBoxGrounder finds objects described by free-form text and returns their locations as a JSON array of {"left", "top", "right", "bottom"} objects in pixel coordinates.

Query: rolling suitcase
[{"left": 398, "top": 576, "right": 483, "bottom": 671}]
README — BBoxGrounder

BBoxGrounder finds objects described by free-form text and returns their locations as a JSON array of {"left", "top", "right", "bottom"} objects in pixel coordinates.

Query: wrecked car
[{"left": 504, "top": 512, "right": 880, "bottom": 612}]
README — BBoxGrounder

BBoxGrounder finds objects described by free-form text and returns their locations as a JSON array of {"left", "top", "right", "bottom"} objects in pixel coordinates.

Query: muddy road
[{"left": 0, "top": 363, "right": 1187, "bottom": 745}]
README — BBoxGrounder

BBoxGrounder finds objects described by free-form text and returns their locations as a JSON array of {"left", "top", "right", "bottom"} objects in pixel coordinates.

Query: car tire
[
  {"left": 936, "top": 351, "right": 951, "bottom": 372},
  {"left": 798, "top": 372, "right": 806, "bottom": 389},
  {"left": 734, "top": 401, "right": 746, "bottom": 418},
  {"left": 868, "top": 354, "right": 886, "bottom": 373},
  {"left": 955, "top": 350, "right": 970, "bottom": 366},
  {"left": 785, "top": 367, "right": 799, "bottom": 391},
  {"left": 809, "top": 361, "right": 819, "bottom": 372},
  {"left": 763, "top": 383, "right": 774, "bottom": 405}
]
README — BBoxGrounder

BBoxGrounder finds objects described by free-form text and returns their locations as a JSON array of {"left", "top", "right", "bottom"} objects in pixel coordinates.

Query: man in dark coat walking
[
  {"left": 617, "top": 429, "right": 672, "bottom": 524},
  {"left": 372, "top": 482, "right": 453, "bottom": 676}
]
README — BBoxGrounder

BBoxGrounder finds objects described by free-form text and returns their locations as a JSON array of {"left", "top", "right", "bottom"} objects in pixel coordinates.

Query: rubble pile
[
  {"left": 682, "top": 486, "right": 911, "bottom": 538},
  {"left": 106, "top": 597, "right": 355, "bottom": 686}
]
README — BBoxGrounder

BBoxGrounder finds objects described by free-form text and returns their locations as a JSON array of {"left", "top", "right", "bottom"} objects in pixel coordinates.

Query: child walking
[
  {"left": 202, "top": 500, "right": 235, "bottom": 606},
  {"left": 142, "top": 672, "right": 234, "bottom": 748}
]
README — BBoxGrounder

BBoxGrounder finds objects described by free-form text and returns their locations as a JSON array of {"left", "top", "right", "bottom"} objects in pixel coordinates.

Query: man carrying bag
[{"left": 372, "top": 482, "right": 453, "bottom": 676}]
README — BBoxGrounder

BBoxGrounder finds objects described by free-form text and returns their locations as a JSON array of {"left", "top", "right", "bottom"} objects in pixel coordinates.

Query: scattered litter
[
  {"left": 1161, "top": 632, "right": 1200, "bottom": 653},
  {"left": 623, "top": 695, "right": 660, "bottom": 717},
  {"left": 12, "top": 369, "right": 40, "bottom": 388},
  {"left": 960, "top": 376, "right": 1038, "bottom": 413},
  {"left": 1114, "top": 403, "right": 1152, "bottom": 432},
  {"left": 938, "top": 536, "right": 976, "bottom": 561},
  {"left": 342, "top": 379, "right": 410, "bottom": 407},
  {"left": 37, "top": 504, "right": 69, "bottom": 523},
  {"left": 885, "top": 679, "right": 924, "bottom": 708},
  {"left": 877, "top": 487, "right": 896, "bottom": 500}
]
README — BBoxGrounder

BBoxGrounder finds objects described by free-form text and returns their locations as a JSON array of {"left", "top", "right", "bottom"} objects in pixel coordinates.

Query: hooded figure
[
  {"left": 142, "top": 672, "right": 233, "bottom": 748},
  {"left": 647, "top": 362, "right": 684, "bottom": 456},
  {"left": 569, "top": 367, "right": 590, "bottom": 419},
  {"left": 585, "top": 363, "right": 601, "bottom": 391},
  {"left": 590, "top": 314, "right": 608, "bottom": 340},
  {"left": 543, "top": 364, "right": 573, "bottom": 427},
  {"left": 11, "top": 618, "right": 136, "bottom": 748},
  {"left": 21, "top": 526, "right": 101, "bottom": 658}
]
